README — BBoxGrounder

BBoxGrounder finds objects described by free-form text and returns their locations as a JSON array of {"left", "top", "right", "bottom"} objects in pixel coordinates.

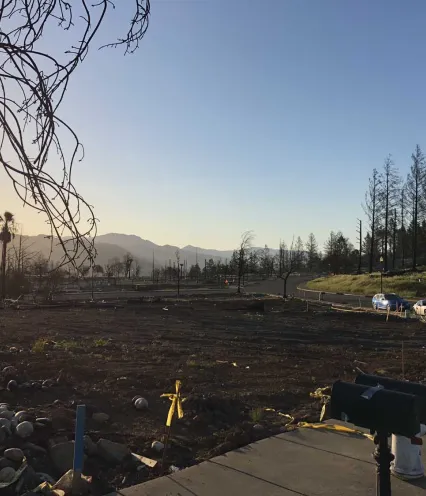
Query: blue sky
[{"left": 4, "top": 0, "right": 426, "bottom": 250}]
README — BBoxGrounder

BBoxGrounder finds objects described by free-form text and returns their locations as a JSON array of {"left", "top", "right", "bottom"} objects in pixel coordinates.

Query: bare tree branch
[{"left": 0, "top": 1, "right": 151, "bottom": 269}]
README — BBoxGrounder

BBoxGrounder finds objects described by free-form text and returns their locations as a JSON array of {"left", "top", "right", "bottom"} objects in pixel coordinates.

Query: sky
[{"left": 3, "top": 0, "right": 426, "bottom": 251}]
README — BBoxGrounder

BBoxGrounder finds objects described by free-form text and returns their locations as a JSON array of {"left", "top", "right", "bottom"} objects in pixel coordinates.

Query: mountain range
[{"left": 10, "top": 233, "right": 278, "bottom": 274}]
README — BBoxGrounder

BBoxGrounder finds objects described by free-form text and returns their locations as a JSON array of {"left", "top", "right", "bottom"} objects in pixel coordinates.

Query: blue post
[{"left": 72, "top": 404, "right": 86, "bottom": 493}]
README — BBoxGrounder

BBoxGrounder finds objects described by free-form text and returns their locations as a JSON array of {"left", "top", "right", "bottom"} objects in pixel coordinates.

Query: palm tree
[{"left": 0, "top": 211, "right": 15, "bottom": 300}]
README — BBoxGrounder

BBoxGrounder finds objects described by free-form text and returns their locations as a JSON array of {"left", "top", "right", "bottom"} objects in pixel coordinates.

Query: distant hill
[
  {"left": 96, "top": 233, "right": 232, "bottom": 269},
  {"left": 9, "top": 233, "right": 279, "bottom": 275}
]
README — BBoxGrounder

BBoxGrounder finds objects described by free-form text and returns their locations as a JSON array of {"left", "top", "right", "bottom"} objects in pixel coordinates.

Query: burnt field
[{"left": 0, "top": 298, "right": 425, "bottom": 494}]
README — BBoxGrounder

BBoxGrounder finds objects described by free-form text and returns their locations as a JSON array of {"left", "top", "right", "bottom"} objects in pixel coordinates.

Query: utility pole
[
  {"left": 204, "top": 259, "right": 207, "bottom": 280},
  {"left": 356, "top": 219, "right": 362, "bottom": 274},
  {"left": 195, "top": 248, "right": 198, "bottom": 284}
]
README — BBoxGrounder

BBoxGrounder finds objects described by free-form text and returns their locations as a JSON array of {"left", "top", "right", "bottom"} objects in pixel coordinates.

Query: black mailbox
[
  {"left": 331, "top": 380, "right": 422, "bottom": 438},
  {"left": 355, "top": 374, "right": 426, "bottom": 424}
]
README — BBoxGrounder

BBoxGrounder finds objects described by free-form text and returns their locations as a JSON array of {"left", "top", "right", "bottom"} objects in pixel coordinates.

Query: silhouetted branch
[{"left": 0, "top": 1, "right": 151, "bottom": 268}]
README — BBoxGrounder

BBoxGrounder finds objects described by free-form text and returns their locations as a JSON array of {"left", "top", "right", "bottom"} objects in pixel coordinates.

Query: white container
[{"left": 391, "top": 424, "right": 426, "bottom": 480}]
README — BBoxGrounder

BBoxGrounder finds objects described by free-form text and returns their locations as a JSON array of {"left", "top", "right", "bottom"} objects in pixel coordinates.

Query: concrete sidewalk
[{"left": 110, "top": 426, "right": 426, "bottom": 496}]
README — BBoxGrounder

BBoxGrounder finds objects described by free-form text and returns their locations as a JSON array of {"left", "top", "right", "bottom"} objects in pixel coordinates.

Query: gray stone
[
  {"left": 49, "top": 441, "right": 75, "bottom": 474},
  {"left": 0, "top": 458, "right": 15, "bottom": 470},
  {"left": 83, "top": 435, "right": 98, "bottom": 456},
  {"left": 151, "top": 441, "right": 165, "bottom": 452},
  {"left": 0, "top": 418, "right": 11, "bottom": 430},
  {"left": 22, "top": 443, "right": 47, "bottom": 456},
  {"left": 0, "top": 404, "right": 10, "bottom": 411},
  {"left": 0, "top": 466, "right": 16, "bottom": 483},
  {"left": 2, "top": 366, "right": 17, "bottom": 376},
  {"left": 35, "top": 417, "right": 51, "bottom": 425},
  {"left": 97, "top": 439, "right": 130, "bottom": 465},
  {"left": 253, "top": 424, "right": 264, "bottom": 431},
  {"left": 0, "top": 410, "right": 14, "bottom": 420},
  {"left": 4, "top": 448, "right": 24, "bottom": 463},
  {"left": 134, "top": 397, "right": 148, "bottom": 410},
  {"left": 92, "top": 412, "right": 109, "bottom": 423},
  {"left": 15, "top": 410, "right": 32, "bottom": 423},
  {"left": 0, "top": 425, "right": 11, "bottom": 438},
  {"left": 16, "top": 421, "right": 34, "bottom": 438},
  {"left": 7, "top": 380, "right": 18, "bottom": 391}
]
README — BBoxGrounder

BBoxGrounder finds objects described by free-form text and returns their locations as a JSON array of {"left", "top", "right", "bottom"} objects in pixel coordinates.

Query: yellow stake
[{"left": 161, "top": 380, "right": 185, "bottom": 427}]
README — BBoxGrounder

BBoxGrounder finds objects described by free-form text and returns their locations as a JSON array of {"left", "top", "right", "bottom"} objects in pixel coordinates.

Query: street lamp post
[{"left": 380, "top": 256, "right": 384, "bottom": 293}]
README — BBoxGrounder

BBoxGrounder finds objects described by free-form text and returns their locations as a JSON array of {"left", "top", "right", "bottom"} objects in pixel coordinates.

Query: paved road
[
  {"left": 48, "top": 276, "right": 314, "bottom": 302},
  {"left": 246, "top": 275, "right": 313, "bottom": 296},
  {"left": 296, "top": 288, "right": 374, "bottom": 308},
  {"left": 51, "top": 287, "right": 231, "bottom": 302},
  {"left": 246, "top": 277, "right": 375, "bottom": 308},
  {"left": 48, "top": 276, "right": 374, "bottom": 307}
]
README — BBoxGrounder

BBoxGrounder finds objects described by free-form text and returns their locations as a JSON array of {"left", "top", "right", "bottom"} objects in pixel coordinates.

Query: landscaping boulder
[
  {"left": 16, "top": 421, "right": 34, "bottom": 438},
  {"left": 4, "top": 448, "right": 24, "bottom": 463},
  {"left": 49, "top": 441, "right": 75, "bottom": 474},
  {"left": 0, "top": 466, "right": 16, "bottom": 483},
  {"left": 92, "top": 412, "right": 109, "bottom": 423},
  {"left": 83, "top": 436, "right": 98, "bottom": 456},
  {"left": 96, "top": 439, "right": 130, "bottom": 465}
]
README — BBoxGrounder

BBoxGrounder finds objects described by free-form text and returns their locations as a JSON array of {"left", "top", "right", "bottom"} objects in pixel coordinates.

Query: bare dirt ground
[{"left": 0, "top": 297, "right": 425, "bottom": 494}]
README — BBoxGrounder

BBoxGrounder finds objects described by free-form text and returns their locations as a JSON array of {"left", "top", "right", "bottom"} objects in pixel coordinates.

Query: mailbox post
[{"left": 331, "top": 381, "right": 423, "bottom": 496}]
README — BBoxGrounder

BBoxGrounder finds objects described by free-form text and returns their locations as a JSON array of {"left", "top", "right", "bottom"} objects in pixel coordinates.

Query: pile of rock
[
  {"left": 0, "top": 403, "right": 52, "bottom": 443},
  {"left": 0, "top": 400, "right": 157, "bottom": 495},
  {"left": 2, "top": 366, "right": 58, "bottom": 392}
]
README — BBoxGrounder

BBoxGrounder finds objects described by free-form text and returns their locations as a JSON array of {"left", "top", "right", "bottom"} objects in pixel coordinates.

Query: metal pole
[
  {"left": 380, "top": 272, "right": 383, "bottom": 293},
  {"left": 72, "top": 404, "right": 86, "bottom": 494},
  {"left": 374, "top": 432, "right": 393, "bottom": 496},
  {"left": 177, "top": 265, "right": 180, "bottom": 297}
]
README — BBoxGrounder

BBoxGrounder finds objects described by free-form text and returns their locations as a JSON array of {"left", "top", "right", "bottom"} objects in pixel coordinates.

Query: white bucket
[{"left": 391, "top": 424, "right": 426, "bottom": 480}]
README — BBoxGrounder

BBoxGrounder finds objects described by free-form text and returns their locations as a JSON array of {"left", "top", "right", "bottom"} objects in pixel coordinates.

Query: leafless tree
[
  {"left": 305, "top": 233, "right": 319, "bottom": 273},
  {"left": 406, "top": 145, "right": 426, "bottom": 269},
  {"left": 134, "top": 262, "right": 141, "bottom": 278},
  {"left": 8, "top": 234, "right": 38, "bottom": 274},
  {"left": 363, "top": 169, "right": 381, "bottom": 273},
  {"left": 175, "top": 249, "right": 181, "bottom": 295},
  {"left": 104, "top": 263, "right": 113, "bottom": 282},
  {"left": 399, "top": 186, "right": 407, "bottom": 267},
  {"left": 379, "top": 155, "right": 399, "bottom": 271},
  {"left": 123, "top": 253, "right": 134, "bottom": 279},
  {"left": 236, "top": 231, "right": 254, "bottom": 293},
  {"left": 276, "top": 238, "right": 302, "bottom": 298},
  {"left": 0, "top": 1, "right": 151, "bottom": 269}
]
